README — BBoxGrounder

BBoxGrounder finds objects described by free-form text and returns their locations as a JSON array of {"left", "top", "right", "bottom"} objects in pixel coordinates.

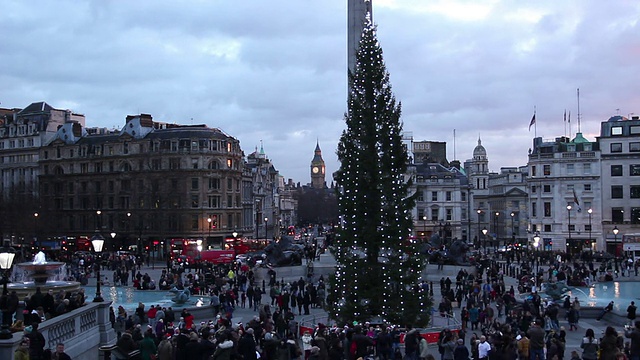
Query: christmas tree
[{"left": 328, "top": 16, "right": 431, "bottom": 327}]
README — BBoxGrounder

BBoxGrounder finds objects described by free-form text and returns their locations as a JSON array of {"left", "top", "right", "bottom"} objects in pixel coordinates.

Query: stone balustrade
[{"left": 0, "top": 301, "right": 116, "bottom": 360}]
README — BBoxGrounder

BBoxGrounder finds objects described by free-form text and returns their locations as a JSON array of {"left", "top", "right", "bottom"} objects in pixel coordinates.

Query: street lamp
[
  {"left": 91, "top": 234, "right": 105, "bottom": 302},
  {"left": 0, "top": 242, "right": 16, "bottom": 339},
  {"left": 587, "top": 209, "right": 593, "bottom": 251},
  {"left": 264, "top": 217, "right": 269, "bottom": 240},
  {"left": 476, "top": 210, "right": 482, "bottom": 249},
  {"left": 96, "top": 210, "right": 102, "bottom": 232},
  {"left": 207, "top": 217, "right": 212, "bottom": 242},
  {"left": 613, "top": 226, "right": 620, "bottom": 273},
  {"left": 110, "top": 232, "right": 116, "bottom": 251},
  {"left": 567, "top": 205, "right": 572, "bottom": 252},
  {"left": 232, "top": 230, "right": 238, "bottom": 239},
  {"left": 510, "top": 212, "right": 515, "bottom": 246},
  {"left": 482, "top": 227, "right": 488, "bottom": 254},
  {"left": 533, "top": 232, "right": 541, "bottom": 289},
  {"left": 422, "top": 215, "right": 427, "bottom": 239},
  {"left": 494, "top": 212, "right": 500, "bottom": 250},
  {"left": 34, "top": 212, "right": 39, "bottom": 250}
]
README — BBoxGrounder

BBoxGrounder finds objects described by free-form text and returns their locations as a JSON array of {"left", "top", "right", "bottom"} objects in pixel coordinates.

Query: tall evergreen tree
[{"left": 328, "top": 17, "right": 431, "bottom": 327}]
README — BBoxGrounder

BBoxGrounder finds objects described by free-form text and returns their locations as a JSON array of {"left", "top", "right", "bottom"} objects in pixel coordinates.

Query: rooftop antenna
[{"left": 577, "top": 88, "right": 581, "bottom": 133}]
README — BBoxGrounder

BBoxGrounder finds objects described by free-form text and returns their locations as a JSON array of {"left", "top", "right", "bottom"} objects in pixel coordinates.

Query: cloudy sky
[{"left": 2, "top": 0, "right": 640, "bottom": 184}]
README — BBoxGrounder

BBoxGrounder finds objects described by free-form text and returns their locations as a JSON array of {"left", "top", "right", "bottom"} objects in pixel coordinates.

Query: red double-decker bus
[
  {"left": 170, "top": 238, "right": 200, "bottom": 262},
  {"left": 223, "top": 237, "right": 269, "bottom": 255}
]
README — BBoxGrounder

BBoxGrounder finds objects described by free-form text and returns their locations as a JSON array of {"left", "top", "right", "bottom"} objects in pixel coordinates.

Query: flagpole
[
  {"left": 577, "top": 88, "right": 581, "bottom": 133},
  {"left": 534, "top": 106, "right": 537, "bottom": 138}
]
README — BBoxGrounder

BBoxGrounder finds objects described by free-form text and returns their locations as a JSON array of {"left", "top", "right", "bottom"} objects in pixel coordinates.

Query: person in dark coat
[
  {"left": 184, "top": 331, "right": 204, "bottom": 359},
  {"left": 454, "top": 338, "right": 470, "bottom": 360},
  {"left": 238, "top": 328, "right": 258, "bottom": 360},
  {"left": 25, "top": 322, "right": 46, "bottom": 360}
]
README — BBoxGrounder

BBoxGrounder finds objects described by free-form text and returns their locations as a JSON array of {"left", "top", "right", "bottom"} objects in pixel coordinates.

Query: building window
[
  {"left": 531, "top": 202, "right": 537, "bottom": 217},
  {"left": 531, "top": 185, "right": 537, "bottom": 193},
  {"left": 583, "top": 163, "right": 592, "bottom": 174},
  {"left": 567, "top": 163, "right": 575, "bottom": 174},
  {"left": 611, "top": 126, "right": 623, "bottom": 136},
  {"left": 461, "top": 192, "right": 466, "bottom": 201},
  {"left": 543, "top": 165, "right": 551, "bottom": 176},
  {"left": 431, "top": 208, "right": 438, "bottom": 221},
  {"left": 531, "top": 165, "right": 536, "bottom": 176},
  {"left": 544, "top": 224, "right": 552, "bottom": 232},
  {"left": 584, "top": 184, "right": 591, "bottom": 192},
  {"left": 631, "top": 165, "right": 640, "bottom": 176},
  {"left": 632, "top": 208, "right": 640, "bottom": 224},
  {"left": 191, "top": 195, "right": 199, "bottom": 208},
  {"left": 209, "top": 178, "right": 220, "bottom": 190},
  {"left": 611, "top": 165, "right": 623, "bottom": 176},
  {"left": 612, "top": 208, "right": 624, "bottom": 223},
  {"left": 631, "top": 186, "right": 640, "bottom": 199},
  {"left": 446, "top": 191, "right": 452, "bottom": 201},
  {"left": 431, "top": 191, "right": 438, "bottom": 201},
  {"left": 446, "top": 208, "right": 452, "bottom": 221},
  {"left": 631, "top": 126, "right": 640, "bottom": 134},
  {"left": 585, "top": 224, "right": 592, "bottom": 232},
  {"left": 208, "top": 196, "right": 220, "bottom": 208},
  {"left": 611, "top": 186, "right": 623, "bottom": 199},
  {"left": 631, "top": 142, "right": 640, "bottom": 152},
  {"left": 611, "top": 143, "right": 622, "bottom": 153},
  {"left": 191, "top": 178, "right": 199, "bottom": 190},
  {"left": 543, "top": 185, "right": 551, "bottom": 193},
  {"left": 191, "top": 215, "right": 199, "bottom": 230},
  {"left": 417, "top": 191, "right": 424, "bottom": 202},
  {"left": 192, "top": 158, "right": 199, "bottom": 169},
  {"left": 544, "top": 202, "right": 551, "bottom": 217},
  {"left": 569, "top": 224, "right": 575, "bottom": 231}
]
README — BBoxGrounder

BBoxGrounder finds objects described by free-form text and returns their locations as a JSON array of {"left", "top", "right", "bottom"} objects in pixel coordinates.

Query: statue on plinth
[{"left": 33, "top": 251, "right": 47, "bottom": 265}]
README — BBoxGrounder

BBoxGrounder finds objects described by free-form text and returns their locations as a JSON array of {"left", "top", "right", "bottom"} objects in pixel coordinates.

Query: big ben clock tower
[{"left": 310, "top": 141, "right": 326, "bottom": 189}]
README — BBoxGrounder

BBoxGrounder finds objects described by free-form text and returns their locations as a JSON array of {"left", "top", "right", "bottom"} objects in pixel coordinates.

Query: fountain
[{"left": 8, "top": 251, "right": 81, "bottom": 298}]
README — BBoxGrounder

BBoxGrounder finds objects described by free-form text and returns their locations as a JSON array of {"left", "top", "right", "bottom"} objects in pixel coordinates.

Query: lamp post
[
  {"left": 207, "top": 217, "right": 212, "bottom": 243},
  {"left": 232, "top": 230, "right": 238, "bottom": 239},
  {"left": 533, "top": 232, "right": 541, "bottom": 289},
  {"left": 613, "top": 226, "right": 620, "bottom": 273},
  {"left": 510, "top": 212, "right": 515, "bottom": 246},
  {"left": 494, "top": 212, "right": 500, "bottom": 250},
  {"left": 482, "top": 227, "right": 488, "bottom": 255},
  {"left": 110, "top": 232, "right": 116, "bottom": 251},
  {"left": 196, "top": 239, "right": 203, "bottom": 271},
  {"left": 126, "top": 212, "right": 132, "bottom": 250},
  {"left": 0, "top": 242, "right": 16, "bottom": 339},
  {"left": 422, "top": 215, "right": 427, "bottom": 240},
  {"left": 587, "top": 209, "right": 593, "bottom": 251},
  {"left": 91, "top": 234, "right": 105, "bottom": 302},
  {"left": 96, "top": 210, "right": 102, "bottom": 230},
  {"left": 567, "top": 205, "right": 572, "bottom": 253},
  {"left": 34, "top": 212, "right": 39, "bottom": 250},
  {"left": 477, "top": 210, "right": 482, "bottom": 250},
  {"left": 264, "top": 217, "right": 269, "bottom": 240}
]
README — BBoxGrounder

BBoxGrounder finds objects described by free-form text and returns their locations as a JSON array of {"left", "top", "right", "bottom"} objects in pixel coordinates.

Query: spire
[
  {"left": 477, "top": 135, "right": 482, "bottom": 146},
  {"left": 259, "top": 140, "right": 265, "bottom": 155},
  {"left": 315, "top": 139, "right": 321, "bottom": 153}
]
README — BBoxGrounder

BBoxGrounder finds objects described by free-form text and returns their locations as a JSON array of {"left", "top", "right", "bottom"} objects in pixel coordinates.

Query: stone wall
[{"left": 0, "top": 301, "right": 116, "bottom": 359}]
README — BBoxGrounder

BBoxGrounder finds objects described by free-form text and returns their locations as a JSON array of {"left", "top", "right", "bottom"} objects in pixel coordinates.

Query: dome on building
[{"left": 473, "top": 138, "right": 487, "bottom": 158}]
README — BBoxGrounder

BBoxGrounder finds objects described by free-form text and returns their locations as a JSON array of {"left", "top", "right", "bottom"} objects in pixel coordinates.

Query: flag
[
  {"left": 564, "top": 110, "right": 566, "bottom": 123},
  {"left": 573, "top": 188, "right": 581, "bottom": 211},
  {"left": 528, "top": 113, "right": 536, "bottom": 131},
  {"left": 568, "top": 111, "right": 571, "bottom": 124}
]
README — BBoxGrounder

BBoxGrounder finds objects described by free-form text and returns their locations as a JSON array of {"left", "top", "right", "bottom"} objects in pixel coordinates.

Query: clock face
[{"left": 312, "top": 166, "right": 319, "bottom": 174}]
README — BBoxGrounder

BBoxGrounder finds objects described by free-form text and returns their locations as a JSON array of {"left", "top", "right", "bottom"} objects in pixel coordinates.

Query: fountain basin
[{"left": 9, "top": 261, "right": 81, "bottom": 299}]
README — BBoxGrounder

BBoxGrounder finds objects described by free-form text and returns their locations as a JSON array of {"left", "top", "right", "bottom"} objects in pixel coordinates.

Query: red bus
[
  {"left": 223, "top": 237, "right": 270, "bottom": 255},
  {"left": 170, "top": 238, "right": 201, "bottom": 262}
]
